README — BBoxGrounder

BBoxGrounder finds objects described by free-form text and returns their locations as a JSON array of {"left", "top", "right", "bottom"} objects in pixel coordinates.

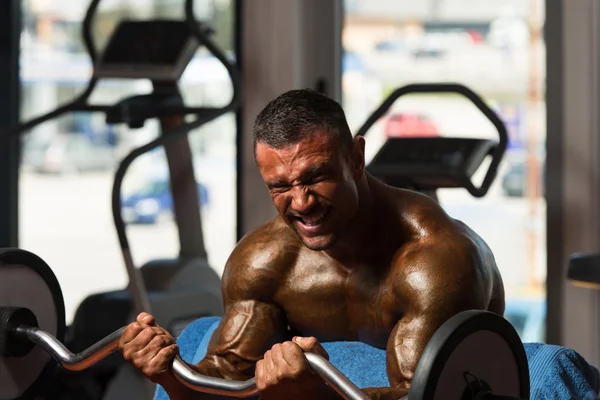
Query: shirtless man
[{"left": 118, "top": 89, "right": 505, "bottom": 399}]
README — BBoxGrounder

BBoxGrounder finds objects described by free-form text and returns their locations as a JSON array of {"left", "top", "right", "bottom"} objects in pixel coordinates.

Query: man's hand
[
  {"left": 118, "top": 312, "right": 179, "bottom": 385},
  {"left": 256, "top": 336, "right": 339, "bottom": 400}
]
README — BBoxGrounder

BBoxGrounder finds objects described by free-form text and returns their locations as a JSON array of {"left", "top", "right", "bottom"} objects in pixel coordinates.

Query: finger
[
  {"left": 136, "top": 333, "right": 176, "bottom": 360},
  {"left": 130, "top": 326, "right": 169, "bottom": 349},
  {"left": 267, "top": 343, "right": 293, "bottom": 383},
  {"left": 144, "top": 344, "right": 179, "bottom": 378},
  {"left": 269, "top": 343, "right": 292, "bottom": 369},
  {"left": 264, "top": 346, "right": 276, "bottom": 373},
  {"left": 293, "top": 336, "right": 329, "bottom": 360},
  {"left": 280, "top": 341, "right": 308, "bottom": 377},
  {"left": 255, "top": 359, "right": 267, "bottom": 391},
  {"left": 119, "top": 322, "right": 145, "bottom": 349},
  {"left": 264, "top": 348, "right": 280, "bottom": 385},
  {"left": 122, "top": 326, "right": 166, "bottom": 361},
  {"left": 137, "top": 312, "right": 156, "bottom": 325},
  {"left": 257, "top": 356, "right": 277, "bottom": 390}
]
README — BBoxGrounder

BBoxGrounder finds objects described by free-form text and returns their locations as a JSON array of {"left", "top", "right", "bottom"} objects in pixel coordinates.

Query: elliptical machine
[
  {"left": 356, "top": 83, "right": 508, "bottom": 200},
  {"left": 4, "top": 0, "right": 241, "bottom": 398}
]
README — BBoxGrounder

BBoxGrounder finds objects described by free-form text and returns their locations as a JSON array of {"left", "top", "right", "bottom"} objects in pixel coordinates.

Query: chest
[{"left": 274, "top": 259, "right": 402, "bottom": 347}]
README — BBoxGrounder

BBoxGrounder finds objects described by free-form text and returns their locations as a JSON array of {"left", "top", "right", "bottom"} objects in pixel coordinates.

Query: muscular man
[{"left": 118, "top": 89, "right": 505, "bottom": 399}]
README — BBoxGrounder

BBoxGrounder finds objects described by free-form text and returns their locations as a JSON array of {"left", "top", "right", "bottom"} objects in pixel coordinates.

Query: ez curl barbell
[
  {"left": 2, "top": 306, "right": 368, "bottom": 399},
  {"left": 0, "top": 249, "right": 530, "bottom": 400}
]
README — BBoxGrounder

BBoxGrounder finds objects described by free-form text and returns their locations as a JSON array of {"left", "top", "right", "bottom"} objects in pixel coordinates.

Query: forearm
[{"left": 363, "top": 386, "right": 409, "bottom": 400}]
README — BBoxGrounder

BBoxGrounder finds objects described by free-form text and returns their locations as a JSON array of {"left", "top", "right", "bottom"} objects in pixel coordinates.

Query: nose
[{"left": 290, "top": 185, "right": 316, "bottom": 214}]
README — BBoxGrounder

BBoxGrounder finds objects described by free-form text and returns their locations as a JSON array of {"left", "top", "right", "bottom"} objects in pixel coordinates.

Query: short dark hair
[{"left": 253, "top": 89, "right": 353, "bottom": 155}]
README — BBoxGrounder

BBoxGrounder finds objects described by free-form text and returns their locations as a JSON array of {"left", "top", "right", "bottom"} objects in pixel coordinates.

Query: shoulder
[
  {"left": 389, "top": 198, "right": 493, "bottom": 312},
  {"left": 221, "top": 217, "right": 302, "bottom": 302},
  {"left": 372, "top": 180, "right": 454, "bottom": 234},
  {"left": 380, "top": 184, "right": 488, "bottom": 254},
  {"left": 392, "top": 237, "right": 490, "bottom": 315}
]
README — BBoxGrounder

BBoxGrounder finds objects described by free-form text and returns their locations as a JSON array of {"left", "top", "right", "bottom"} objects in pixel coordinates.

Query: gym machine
[
  {"left": 1, "top": 0, "right": 240, "bottom": 398},
  {"left": 0, "top": 248, "right": 531, "bottom": 400},
  {"left": 356, "top": 83, "right": 507, "bottom": 200},
  {"left": 568, "top": 253, "right": 600, "bottom": 289}
]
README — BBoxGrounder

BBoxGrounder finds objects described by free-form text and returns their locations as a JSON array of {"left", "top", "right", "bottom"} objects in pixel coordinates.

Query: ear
[{"left": 348, "top": 136, "right": 366, "bottom": 180}]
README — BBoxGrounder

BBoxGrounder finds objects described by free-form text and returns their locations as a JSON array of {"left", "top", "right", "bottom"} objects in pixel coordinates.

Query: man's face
[{"left": 255, "top": 132, "right": 364, "bottom": 251}]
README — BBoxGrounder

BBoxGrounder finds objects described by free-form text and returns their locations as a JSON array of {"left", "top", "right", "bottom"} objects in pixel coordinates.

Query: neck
[{"left": 325, "top": 173, "right": 377, "bottom": 262}]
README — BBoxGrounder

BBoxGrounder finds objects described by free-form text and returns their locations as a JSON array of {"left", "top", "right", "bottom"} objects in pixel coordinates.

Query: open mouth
[{"left": 291, "top": 208, "right": 331, "bottom": 233}]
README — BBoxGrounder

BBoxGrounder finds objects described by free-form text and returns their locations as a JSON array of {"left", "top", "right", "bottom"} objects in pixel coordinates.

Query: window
[
  {"left": 19, "top": 0, "right": 237, "bottom": 324},
  {"left": 343, "top": 0, "right": 546, "bottom": 341}
]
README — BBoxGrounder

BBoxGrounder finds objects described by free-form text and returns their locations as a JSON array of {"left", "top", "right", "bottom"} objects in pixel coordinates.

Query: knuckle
[
  {"left": 137, "top": 312, "right": 153, "bottom": 324},
  {"left": 147, "top": 357, "right": 163, "bottom": 371},
  {"left": 282, "top": 341, "right": 298, "bottom": 352},
  {"left": 141, "top": 326, "right": 157, "bottom": 340},
  {"left": 152, "top": 335, "right": 167, "bottom": 347},
  {"left": 274, "top": 371, "right": 284, "bottom": 382},
  {"left": 122, "top": 349, "right": 132, "bottom": 361},
  {"left": 131, "top": 322, "right": 144, "bottom": 332},
  {"left": 163, "top": 334, "right": 175, "bottom": 345},
  {"left": 164, "top": 345, "right": 178, "bottom": 359},
  {"left": 122, "top": 323, "right": 139, "bottom": 339},
  {"left": 281, "top": 341, "right": 294, "bottom": 349},
  {"left": 146, "top": 356, "right": 167, "bottom": 375},
  {"left": 275, "top": 368, "right": 289, "bottom": 381},
  {"left": 263, "top": 349, "right": 272, "bottom": 360},
  {"left": 290, "top": 365, "right": 305, "bottom": 378}
]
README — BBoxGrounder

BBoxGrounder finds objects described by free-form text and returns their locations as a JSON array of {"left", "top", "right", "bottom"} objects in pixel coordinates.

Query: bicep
[
  {"left": 195, "top": 228, "right": 294, "bottom": 380},
  {"left": 196, "top": 299, "right": 287, "bottom": 380},
  {"left": 385, "top": 312, "right": 443, "bottom": 388},
  {"left": 386, "top": 295, "right": 487, "bottom": 389},
  {"left": 386, "top": 238, "right": 490, "bottom": 388}
]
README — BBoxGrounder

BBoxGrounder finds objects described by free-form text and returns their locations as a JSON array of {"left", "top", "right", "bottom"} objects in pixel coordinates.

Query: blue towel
[
  {"left": 154, "top": 317, "right": 600, "bottom": 399},
  {"left": 525, "top": 342, "right": 600, "bottom": 399}
]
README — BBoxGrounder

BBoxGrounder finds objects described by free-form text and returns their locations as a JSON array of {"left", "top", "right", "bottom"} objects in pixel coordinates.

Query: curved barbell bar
[{"left": 12, "top": 325, "right": 369, "bottom": 400}]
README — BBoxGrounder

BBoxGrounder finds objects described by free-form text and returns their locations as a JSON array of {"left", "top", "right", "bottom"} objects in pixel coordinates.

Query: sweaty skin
[{"left": 123, "top": 132, "right": 504, "bottom": 400}]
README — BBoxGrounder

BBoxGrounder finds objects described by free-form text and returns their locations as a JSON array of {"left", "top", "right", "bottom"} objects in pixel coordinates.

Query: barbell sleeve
[{"left": 11, "top": 325, "right": 369, "bottom": 400}]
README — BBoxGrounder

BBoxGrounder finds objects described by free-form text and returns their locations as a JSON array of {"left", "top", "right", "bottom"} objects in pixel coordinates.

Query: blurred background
[{"left": 17, "top": 0, "right": 546, "bottom": 343}]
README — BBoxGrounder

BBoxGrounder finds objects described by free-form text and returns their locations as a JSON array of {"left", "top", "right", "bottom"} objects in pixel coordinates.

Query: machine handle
[{"left": 356, "top": 83, "right": 508, "bottom": 198}]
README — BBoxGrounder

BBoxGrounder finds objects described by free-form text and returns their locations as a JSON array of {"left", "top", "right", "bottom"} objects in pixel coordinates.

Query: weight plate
[
  {"left": 0, "top": 249, "right": 66, "bottom": 400},
  {"left": 409, "top": 310, "right": 530, "bottom": 400}
]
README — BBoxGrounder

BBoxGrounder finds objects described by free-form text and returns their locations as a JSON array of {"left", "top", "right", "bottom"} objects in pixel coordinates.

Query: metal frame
[
  {"left": 546, "top": 0, "right": 600, "bottom": 365},
  {"left": 6, "top": 0, "right": 241, "bottom": 317},
  {"left": 544, "top": 0, "right": 564, "bottom": 348},
  {"left": 235, "top": 0, "right": 244, "bottom": 241},
  {"left": 0, "top": 0, "right": 20, "bottom": 248},
  {"left": 238, "top": 0, "right": 343, "bottom": 236}
]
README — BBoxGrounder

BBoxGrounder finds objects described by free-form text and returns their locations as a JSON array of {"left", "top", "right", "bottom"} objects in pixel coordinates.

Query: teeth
[{"left": 301, "top": 211, "right": 326, "bottom": 225}]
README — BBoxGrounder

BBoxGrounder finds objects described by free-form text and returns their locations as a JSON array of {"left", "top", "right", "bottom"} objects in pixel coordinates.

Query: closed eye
[
  {"left": 307, "top": 174, "right": 328, "bottom": 185},
  {"left": 269, "top": 184, "right": 290, "bottom": 194}
]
